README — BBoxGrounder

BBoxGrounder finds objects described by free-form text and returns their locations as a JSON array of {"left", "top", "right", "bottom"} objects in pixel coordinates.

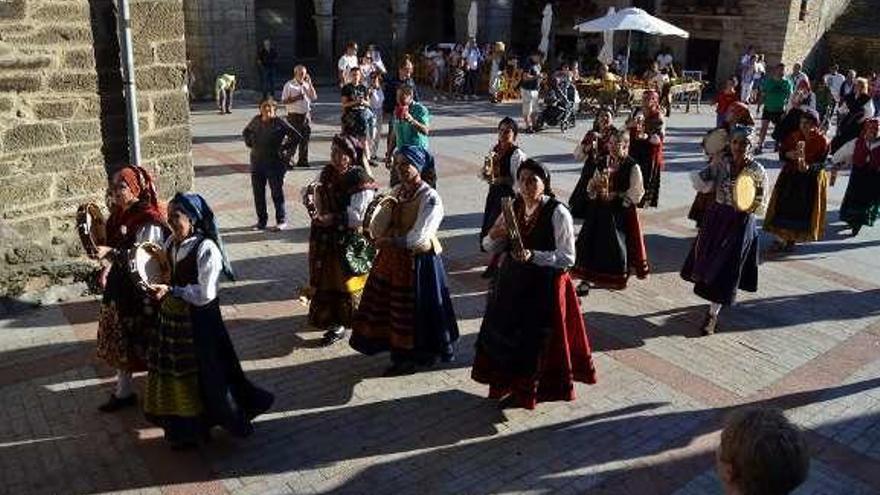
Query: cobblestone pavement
[{"left": 1, "top": 92, "right": 879, "bottom": 495}]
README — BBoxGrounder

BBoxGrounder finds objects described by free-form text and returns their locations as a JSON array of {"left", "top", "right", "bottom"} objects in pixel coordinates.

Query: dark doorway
[
  {"left": 685, "top": 37, "right": 720, "bottom": 89},
  {"left": 255, "top": 0, "right": 318, "bottom": 78}
]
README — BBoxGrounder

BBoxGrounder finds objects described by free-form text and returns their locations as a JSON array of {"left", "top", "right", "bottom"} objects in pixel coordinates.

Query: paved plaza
[{"left": 1, "top": 92, "right": 879, "bottom": 495}]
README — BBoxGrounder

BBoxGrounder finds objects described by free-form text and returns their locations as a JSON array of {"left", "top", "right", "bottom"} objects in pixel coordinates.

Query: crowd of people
[{"left": 81, "top": 39, "right": 880, "bottom": 494}]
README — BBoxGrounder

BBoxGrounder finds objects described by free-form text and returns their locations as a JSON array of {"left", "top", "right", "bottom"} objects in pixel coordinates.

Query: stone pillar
[
  {"left": 485, "top": 0, "right": 513, "bottom": 44},
  {"left": 313, "top": 0, "right": 335, "bottom": 62},
  {"left": 390, "top": 0, "right": 410, "bottom": 61}
]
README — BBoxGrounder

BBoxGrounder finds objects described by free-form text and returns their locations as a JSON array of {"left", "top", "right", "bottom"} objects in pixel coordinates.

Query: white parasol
[
  {"left": 468, "top": 1, "right": 478, "bottom": 39},
  {"left": 538, "top": 3, "right": 553, "bottom": 56},
  {"left": 575, "top": 7, "right": 689, "bottom": 75},
  {"left": 597, "top": 6, "right": 615, "bottom": 65}
]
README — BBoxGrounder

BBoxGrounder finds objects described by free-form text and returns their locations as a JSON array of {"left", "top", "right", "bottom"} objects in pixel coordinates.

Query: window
[{"left": 799, "top": 0, "right": 808, "bottom": 21}]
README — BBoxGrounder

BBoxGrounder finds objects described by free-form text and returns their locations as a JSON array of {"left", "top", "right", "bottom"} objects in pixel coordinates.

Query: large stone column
[
  {"left": 485, "top": 0, "right": 513, "bottom": 44},
  {"left": 313, "top": 0, "right": 335, "bottom": 78},
  {"left": 390, "top": 0, "right": 410, "bottom": 61}
]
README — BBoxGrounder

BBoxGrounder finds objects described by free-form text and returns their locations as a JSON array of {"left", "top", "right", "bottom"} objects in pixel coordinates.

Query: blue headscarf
[
  {"left": 396, "top": 145, "right": 435, "bottom": 173},
  {"left": 170, "top": 192, "right": 235, "bottom": 281}
]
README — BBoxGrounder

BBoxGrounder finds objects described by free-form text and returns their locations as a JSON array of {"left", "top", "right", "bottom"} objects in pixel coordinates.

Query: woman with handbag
[
  {"left": 304, "top": 134, "right": 379, "bottom": 346},
  {"left": 350, "top": 145, "right": 459, "bottom": 376}
]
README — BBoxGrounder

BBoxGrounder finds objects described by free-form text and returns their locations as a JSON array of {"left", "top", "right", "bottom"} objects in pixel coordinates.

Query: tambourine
[
  {"left": 362, "top": 194, "right": 398, "bottom": 242},
  {"left": 732, "top": 168, "right": 765, "bottom": 213},
  {"left": 702, "top": 128, "right": 729, "bottom": 156},
  {"left": 127, "top": 242, "right": 171, "bottom": 291},
  {"left": 302, "top": 181, "right": 325, "bottom": 220},
  {"left": 76, "top": 202, "right": 107, "bottom": 257}
]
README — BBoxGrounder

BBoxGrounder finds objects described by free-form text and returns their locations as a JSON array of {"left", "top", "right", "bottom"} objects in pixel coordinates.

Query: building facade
[{"left": 0, "top": 0, "right": 193, "bottom": 296}]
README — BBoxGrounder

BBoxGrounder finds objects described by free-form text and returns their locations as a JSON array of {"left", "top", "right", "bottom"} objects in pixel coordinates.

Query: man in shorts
[
  {"left": 520, "top": 52, "right": 543, "bottom": 133},
  {"left": 758, "top": 63, "right": 793, "bottom": 151}
]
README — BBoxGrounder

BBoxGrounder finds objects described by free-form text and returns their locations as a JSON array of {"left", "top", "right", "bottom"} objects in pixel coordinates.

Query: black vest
[
  {"left": 517, "top": 196, "right": 562, "bottom": 252},
  {"left": 171, "top": 238, "right": 204, "bottom": 286}
]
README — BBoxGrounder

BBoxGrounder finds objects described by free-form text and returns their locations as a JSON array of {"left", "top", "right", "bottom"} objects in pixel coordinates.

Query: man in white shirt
[
  {"left": 337, "top": 41, "right": 359, "bottom": 88},
  {"left": 789, "top": 62, "right": 809, "bottom": 89},
  {"left": 463, "top": 38, "right": 482, "bottom": 99},
  {"left": 656, "top": 48, "right": 673, "bottom": 71},
  {"left": 281, "top": 65, "right": 317, "bottom": 167}
]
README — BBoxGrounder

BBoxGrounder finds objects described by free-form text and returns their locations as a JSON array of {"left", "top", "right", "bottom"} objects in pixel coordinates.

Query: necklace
[{"left": 517, "top": 198, "right": 543, "bottom": 238}]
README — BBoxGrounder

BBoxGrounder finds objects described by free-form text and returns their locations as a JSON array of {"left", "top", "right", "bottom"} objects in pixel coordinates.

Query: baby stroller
[{"left": 534, "top": 78, "right": 576, "bottom": 132}]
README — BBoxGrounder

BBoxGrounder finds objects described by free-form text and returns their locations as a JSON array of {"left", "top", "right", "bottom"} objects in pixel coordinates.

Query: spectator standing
[
  {"left": 789, "top": 62, "right": 809, "bottom": 89},
  {"left": 717, "top": 408, "right": 809, "bottom": 495},
  {"left": 382, "top": 58, "right": 419, "bottom": 146},
  {"left": 463, "top": 38, "right": 483, "bottom": 99},
  {"left": 757, "top": 63, "right": 793, "bottom": 151},
  {"left": 740, "top": 55, "right": 758, "bottom": 103},
  {"left": 839, "top": 69, "right": 857, "bottom": 101},
  {"left": 823, "top": 64, "right": 846, "bottom": 106},
  {"left": 242, "top": 99, "right": 300, "bottom": 231},
  {"left": 338, "top": 41, "right": 360, "bottom": 88},
  {"left": 715, "top": 78, "right": 739, "bottom": 128},
  {"left": 386, "top": 85, "right": 431, "bottom": 186},
  {"left": 368, "top": 71, "right": 385, "bottom": 161},
  {"left": 215, "top": 73, "right": 236, "bottom": 114},
  {"left": 281, "top": 65, "right": 317, "bottom": 168},
  {"left": 656, "top": 47, "right": 674, "bottom": 72},
  {"left": 257, "top": 39, "right": 278, "bottom": 100},
  {"left": 365, "top": 44, "right": 388, "bottom": 75},
  {"left": 520, "top": 52, "right": 543, "bottom": 132},
  {"left": 870, "top": 72, "right": 880, "bottom": 116}
]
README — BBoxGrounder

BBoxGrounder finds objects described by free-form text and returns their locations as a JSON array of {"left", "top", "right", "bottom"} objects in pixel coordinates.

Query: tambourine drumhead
[
  {"left": 733, "top": 173, "right": 758, "bottom": 212},
  {"left": 76, "top": 202, "right": 106, "bottom": 255},
  {"left": 363, "top": 195, "right": 398, "bottom": 242},
  {"left": 702, "top": 128, "right": 728, "bottom": 155},
  {"left": 129, "top": 242, "right": 170, "bottom": 289}
]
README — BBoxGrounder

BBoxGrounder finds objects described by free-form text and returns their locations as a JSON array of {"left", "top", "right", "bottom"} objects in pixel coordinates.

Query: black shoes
[
  {"left": 382, "top": 361, "right": 418, "bottom": 377},
  {"left": 98, "top": 393, "right": 137, "bottom": 413},
  {"left": 575, "top": 282, "right": 590, "bottom": 297},
  {"left": 321, "top": 327, "right": 347, "bottom": 346}
]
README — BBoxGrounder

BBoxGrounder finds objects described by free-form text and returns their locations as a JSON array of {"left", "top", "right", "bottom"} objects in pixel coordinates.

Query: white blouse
[
  {"left": 400, "top": 182, "right": 444, "bottom": 249},
  {"left": 165, "top": 235, "right": 223, "bottom": 307},
  {"left": 481, "top": 195, "right": 576, "bottom": 270},
  {"left": 584, "top": 163, "right": 646, "bottom": 207},
  {"left": 134, "top": 223, "right": 166, "bottom": 244},
  {"left": 347, "top": 189, "right": 376, "bottom": 228},
  {"left": 832, "top": 137, "right": 880, "bottom": 166},
  {"left": 499, "top": 147, "right": 527, "bottom": 188}
]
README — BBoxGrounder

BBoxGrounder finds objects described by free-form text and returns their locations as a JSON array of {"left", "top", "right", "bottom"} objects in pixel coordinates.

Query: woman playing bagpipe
[
  {"left": 480, "top": 117, "right": 527, "bottom": 279},
  {"left": 143, "top": 193, "right": 273, "bottom": 449},
  {"left": 93, "top": 165, "right": 168, "bottom": 412},
  {"left": 681, "top": 125, "right": 768, "bottom": 336},
  {"left": 472, "top": 159, "right": 596, "bottom": 410},
  {"left": 572, "top": 107, "right": 614, "bottom": 164},
  {"left": 627, "top": 109, "right": 663, "bottom": 208},
  {"left": 639, "top": 89, "right": 666, "bottom": 207},
  {"left": 350, "top": 145, "right": 459, "bottom": 376},
  {"left": 763, "top": 108, "right": 830, "bottom": 251},
  {"left": 304, "top": 134, "right": 380, "bottom": 346},
  {"left": 570, "top": 129, "right": 650, "bottom": 296}
]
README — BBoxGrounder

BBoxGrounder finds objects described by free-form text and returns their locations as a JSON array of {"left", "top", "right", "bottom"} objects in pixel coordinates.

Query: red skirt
[{"left": 471, "top": 273, "right": 597, "bottom": 409}]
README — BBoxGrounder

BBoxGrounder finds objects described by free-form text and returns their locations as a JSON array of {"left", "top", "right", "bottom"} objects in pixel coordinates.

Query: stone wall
[
  {"left": 825, "top": 0, "right": 878, "bottom": 76},
  {"left": 780, "top": 0, "right": 850, "bottom": 73},
  {"left": 0, "top": 0, "right": 193, "bottom": 296}
]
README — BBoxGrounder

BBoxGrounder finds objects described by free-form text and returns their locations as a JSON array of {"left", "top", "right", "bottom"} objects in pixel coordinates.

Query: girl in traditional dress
[
  {"left": 627, "top": 110, "right": 663, "bottom": 208},
  {"left": 572, "top": 108, "right": 614, "bottom": 165},
  {"left": 641, "top": 89, "right": 666, "bottom": 206},
  {"left": 832, "top": 118, "right": 880, "bottom": 236},
  {"left": 681, "top": 125, "right": 768, "bottom": 335},
  {"left": 350, "top": 146, "right": 459, "bottom": 376},
  {"left": 305, "top": 135, "right": 379, "bottom": 345},
  {"left": 472, "top": 159, "right": 597, "bottom": 410},
  {"left": 144, "top": 193, "right": 273, "bottom": 450},
  {"left": 571, "top": 129, "right": 650, "bottom": 295},
  {"left": 763, "top": 109, "right": 830, "bottom": 251},
  {"left": 93, "top": 165, "right": 167, "bottom": 412},
  {"left": 480, "top": 117, "right": 527, "bottom": 279}
]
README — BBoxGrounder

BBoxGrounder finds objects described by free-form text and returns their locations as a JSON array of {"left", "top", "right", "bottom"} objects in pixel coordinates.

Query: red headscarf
[
  {"left": 725, "top": 101, "right": 755, "bottom": 128},
  {"left": 105, "top": 165, "right": 166, "bottom": 248}
]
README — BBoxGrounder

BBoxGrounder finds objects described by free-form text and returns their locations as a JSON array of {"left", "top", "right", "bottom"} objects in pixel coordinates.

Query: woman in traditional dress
[
  {"left": 641, "top": 89, "right": 666, "bottom": 205},
  {"left": 627, "top": 110, "right": 663, "bottom": 208},
  {"left": 144, "top": 193, "right": 273, "bottom": 449},
  {"left": 771, "top": 78, "right": 816, "bottom": 146},
  {"left": 480, "top": 117, "right": 527, "bottom": 279},
  {"left": 689, "top": 101, "right": 755, "bottom": 227},
  {"left": 350, "top": 145, "right": 459, "bottom": 376},
  {"left": 472, "top": 159, "right": 597, "bottom": 410},
  {"left": 832, "top": 118, "right": 880, "bottom": 236},
  {"left": 681, "top": 125, "right": 768, "bottom": 335},
  {"left": 831, "top": 78, "right": 876, "bottom": 154},
  {"left": 93, "top": 165, "right": 167, "bottom": 412},
  {"left": 305, "top": 134, "right": 379, "bottom": 345},
  {"left": 571, "top": 129, "right": 650, "bottom": 295},
  {"left": 572, "top": 108, "right": 614, "bottom": 165},
  {"left": 763, "top": 109, "right": 830, "bottom": 251}
]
